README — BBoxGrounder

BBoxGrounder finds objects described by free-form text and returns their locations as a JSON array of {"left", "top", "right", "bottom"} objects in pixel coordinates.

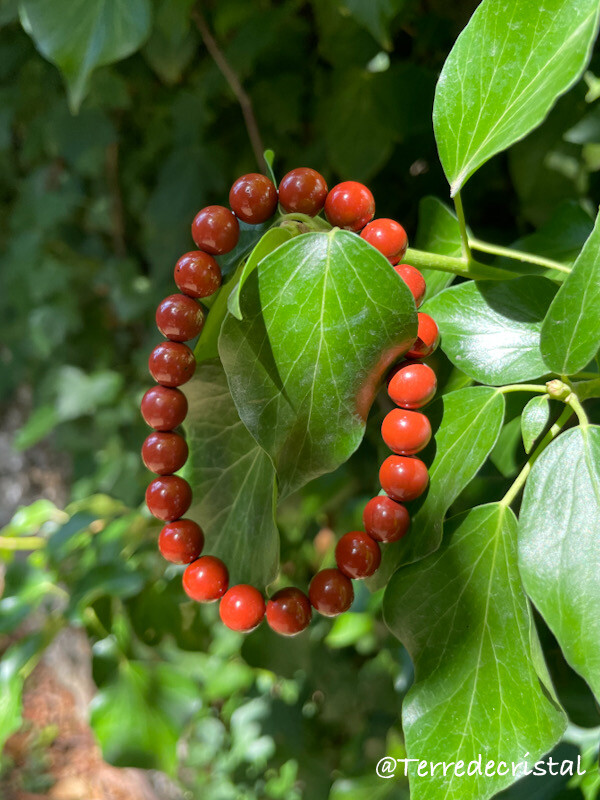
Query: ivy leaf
[
  {"left": 183, "top": 362, "right": 279, "bottom": 588},
  {"left": 220, "top": 230, "right": 417, "bottom": 497},
  {"left": 375, "top": 387, "right": 505, "bottom": 584},
  {"left": 19, "top": 0, "right": 152, "bottom": 112},
  {"left": 433, "top": 0, "right": 600, "bottom": 194},
  {"left": 143, "top": 0, "right": 196, "bottom": 85},
  {"left": 521, "top": 395, "right": 551, "bottom": 453},
  {"left": 413, "top": 196, "right": 462, "bottom": 301},
  {"left": 540, "top": 211, "right": 600, "bottom": 375},
  {"left": 519, "top": 426, "right": 600, "bottom": 702},
  {"left": 384, "top": 503, "right": 566, "bottom": 800},
  {"left": 424, "top": 277, "right": 558, "bottom": 385}
]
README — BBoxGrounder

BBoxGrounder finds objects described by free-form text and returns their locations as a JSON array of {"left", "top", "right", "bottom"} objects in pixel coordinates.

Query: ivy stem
[
  {"left": 499, "top": 383, "right": 548, "bottom": 394},
  {"left": 500, "top": 404, "right": 575, "bottom": 508},
  {"left": 453, "top": 191, "right": 471, "bottom": 260},
  {"left": 566, "top": 391, "right": 590, "bottom": 428},
  {"left": 0, "top": 535, "right": 46, "bottom": 550},
  {"left": 404, "top": 247, "right": 515, "bottom": 281},
  {"left": 469, "top": 238, "right": 571, "bottom": 275}
]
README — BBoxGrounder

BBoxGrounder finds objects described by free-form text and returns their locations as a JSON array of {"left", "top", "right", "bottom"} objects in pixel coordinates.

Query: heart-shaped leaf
[
  {"left": 433, "top": 0, "right": 600, "bottom": 194},
  {"left": 384, "top": 503, "right": 566, "bottom": 800},
  {"left": 540, "top": 211, "right": 600, "bottom": 375},
  {"left": 424, "top": 277, "right": 558, "bottom": 385},
  {"left": 19, "top": 0, "right": 152, "bottom": 111},
  {"left": 521, "top": 395, "right": 551, "bottom": 453},
  {"left": 375, "top": 386, "right": 505, "bottom": 584},
  {"left": 220, "top": 230, "right": 417, "bottom": 496},
  {"left": 519, "top": 425, "right": 600, "bottom": 702},
  {"left": 183, "top": 362, "right": 279, "bottom": 588}
]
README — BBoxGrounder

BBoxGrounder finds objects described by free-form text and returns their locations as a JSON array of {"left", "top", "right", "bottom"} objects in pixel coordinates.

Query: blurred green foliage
[{"left": 2, "top": 1, "right": 600, "bottom": 798}]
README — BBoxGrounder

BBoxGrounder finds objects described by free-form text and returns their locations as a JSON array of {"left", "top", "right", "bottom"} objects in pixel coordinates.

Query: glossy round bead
[
  {"left": 229, "top": 173, "right": 278, "bottom": 224},
  {"left": 308, "top": 569, "right": 354, "bottom": 617},
  {"left": 145, "top": 475, "right": 192, "bottom": 521},
  {"left": 174, "top": 251, "right": 222, "bottom": 299},
  {"left": 360, "top": 219, "right": 408, "bottom": 264},
  {"left": 219, "top": 584, "right": 266, "bottom": 632},
  {"left": 387, "top": 363, "right": 437, "bottom": 409},
  {"left": 278, "top": 168, "right": 328, "bottom": 216},
  {"left": 266, "top": 588, "right": 312, "bottom": 636},
  {"left": 183, "top": 556, "right": 229, "bottom": 603},
  {"left": 148, "top": 342, "right": 196, "bottom": 387},
  {"left": 192, "top": 205, "right": 239, "bottom": 255},
  {"left": 406, "top": 313, "right": 440, "bottom": 359},
  {"left": 142, "top": 431, "right": 188, "bottom": 475},
  {"left": 324, "top": 181, "right": 375, "bottom": 232},
  {"left": 394, "top": 264, "right": 426, "bottom": 307},
  {"left": 335, "top": 531, "right": 381, "bottom": 580},
  {"left": 141, "top": 386, "right": 188, "bottom": 430},
  {"left": 155, "top": 294, "right": 205, "bottom": 342},
  {"left": 379, "top": 456, "right": 429, "bottom": 503},
  {"left": 381, "top": 409, "right": 432, "bottom": 456},
  {"left": 363, "top": 496, "right": 410, "bottom": 543},
  {"left": 159, "top": 519, "right": 204, "bottom": 564}
]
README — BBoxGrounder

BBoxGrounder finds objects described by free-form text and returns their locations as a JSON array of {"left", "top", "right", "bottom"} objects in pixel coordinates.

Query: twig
[{"left": 192, "top": 8, "right": 267, "bottom": 173}]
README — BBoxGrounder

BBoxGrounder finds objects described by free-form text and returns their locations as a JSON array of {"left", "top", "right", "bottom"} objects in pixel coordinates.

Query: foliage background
[{"left": 1, "top": 0, "right": 600, "bottom": 798}]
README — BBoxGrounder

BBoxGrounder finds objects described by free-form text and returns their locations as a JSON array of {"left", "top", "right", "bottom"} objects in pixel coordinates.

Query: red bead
[
  {"left": 183, "top": 556, "right": 229, "bottom": 602},
  {"left": 363, "top": 496, "right": 410, "bottom": 543},
  {"left": 229, "top": 173, "right": 278, "bottom": 224},
  {"left": 308, "top": 569, "right": 354, "bottom": 617},
  {"left": 360, "top": 219, "right": 408, "bottom": 264},
  {"left": 387, "top": 363, "right": 437, "bottom": 409},
  {"left": 145, "top": 475, "right": 192, "bottom": 521},
  {"left": 379, "top": 456, "right": 429, "bottom": 503},
  {"left": 159, "top": 519, "right": 204, "bottom": 564},
  {"left": 407, "top": 313, "right": 440, "bottom": 359},
  {"left": 381, "top": 409, "right": 432, "bottom": 456},
  {"left": 148, "top": 341, "right": 196, "bottom": 387},
  {"left": 155, "top": 294, "right": 204, "bottom": 342},
  {"left": 142, "top": 431, "right": 188, "bottom": 475},
  {"left": 266, "top": 588, "right": 312, "bottom": 636},
  {"left": 278, "top": 168, "right": 328, "bottom": 216},
  {"left": 192, "top": 205, "right": 239, "bottom": 255},
  {"left": 219, "top": 584, "right": 266, "bottom": 632},
  {"left": 335, "top": 531, "right": 381, "bottom": 580},
  {"left": 324, "top": 181, "right": 375, "bottom": 231},
  {"left": 394, "top": 264, "right": 426, "bottom": 307},
  {"left": 141, "top": 386, "right": 188, "bottom": 430},
  {"left": 174, "top": 251, "right": 222, "bottom": 299}
]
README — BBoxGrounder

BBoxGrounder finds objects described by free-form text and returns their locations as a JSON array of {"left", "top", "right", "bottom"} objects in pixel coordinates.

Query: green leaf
[
  {"left": 19, "top": 0, "right": 152, "bottom": 111},
  {"left": 220, "top": 230, "right": 417, "bottom": 497},
  {"left": 0, "top": 667, "right": 23, "bottom": 753},
  {"left": 227, "top": 227, "right": 294, "bottom": 321},
  {"left": 424, "top": 277, "right": 558, "bottom": 385},
  {"left": 143, "top": 0, "right": 196, "bottom": 85},
  {"left": 183, "top": 362, "right": 279, "bottom": 587},
  {"left": 490, "top": 416, "right": 523, "bottom": 478},
  {"left": 521, "top": 395, "right": 551, "bottom": 453},
  {"left": 413, "top": 196, "right": 461, "bottom": 301},
  {"left": 384, "top": 503, "right": 566, "bottom": 800},
  {"left": 433, "top": 0, "right": 600, "bottom": 194},
  {"left": 376, "top": 387, "right": 505, "bottom": 582},
  {"left": 540, "top": 211, "right": 600, "bottom": 374},
  {"left": 519, "top": 425, "right": 600, "bottom": 701},
  {"left": 340, "top": 0, "right": 405, "bottom": 50}
]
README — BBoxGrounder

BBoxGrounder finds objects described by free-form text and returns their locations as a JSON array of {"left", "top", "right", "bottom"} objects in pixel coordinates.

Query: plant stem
[
  {"left": 500, "top": 383, "right": 547, "bottom": 394},
  {"left": 469, "top": 238, "right": 571, "bottom": 275},
  {"left": 500, "top": 404, "right": 575, "bottom": 507},
  {"left": 0, "top": 536, "right": 46, "bottom": 550},
  {"left": 404, "top": 247, "right": 515, "bottom": 281},
  {"left": 453, "top": 191, "right": 471, "bottom": 259},
  {"left": 566, "top": 391, "right": 590, "bottom": 428}
]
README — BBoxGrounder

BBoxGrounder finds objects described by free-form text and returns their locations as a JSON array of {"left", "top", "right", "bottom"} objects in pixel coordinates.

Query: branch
[{"left": 192, "top": 8, "right": 267, "bottom": 173}]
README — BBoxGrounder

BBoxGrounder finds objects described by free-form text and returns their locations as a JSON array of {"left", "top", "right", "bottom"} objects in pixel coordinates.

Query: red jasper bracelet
[{"left": 141, "top": 169, "right": 440, "bottom": 636}]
